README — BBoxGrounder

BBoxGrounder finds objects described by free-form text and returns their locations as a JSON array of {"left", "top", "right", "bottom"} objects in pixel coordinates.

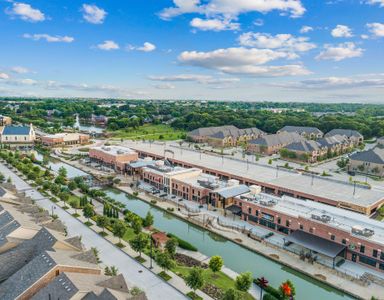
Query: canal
[
  {"left": 42, "top": 158, "right": 354, "bottom": 300},
  {"left": 104, "top": 188, "right": 354, "bottom": 300}
]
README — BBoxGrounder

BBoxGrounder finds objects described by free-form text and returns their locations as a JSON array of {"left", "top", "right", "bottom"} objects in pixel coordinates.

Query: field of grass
[
  {"left": 172, "top": 264, "right": 254, "bottom": 300},
  {"left": 108, "top": 124, "right": 186, "bottom": 141}
]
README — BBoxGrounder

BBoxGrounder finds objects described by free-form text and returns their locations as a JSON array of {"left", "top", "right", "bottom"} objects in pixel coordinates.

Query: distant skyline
[{"left": 0, "top": 0, "right": 383, "bottom": 102}]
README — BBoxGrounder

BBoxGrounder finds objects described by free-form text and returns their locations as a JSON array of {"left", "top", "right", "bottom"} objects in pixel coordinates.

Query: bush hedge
[{"left": 167, "top": 233, "right": 198, "bottom": 251}]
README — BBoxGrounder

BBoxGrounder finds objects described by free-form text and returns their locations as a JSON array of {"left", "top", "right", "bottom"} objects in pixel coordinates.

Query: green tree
[
  {"left": 143, "top": 211, "right": 154, "bottom": 228},
  {"left": 83, "top": 204, "right": 95, "bottom": 222},
  {"left": 131, "top": 215, "right": 143, "bottom": 234},
  {"left": 112, "top": 220, "right": 127, "bottom": 244},
  {"left": 59, "top": 191, "right": 70, "bottom": 205},
  {"left": 156, "top": 252, "right": 174, "bottom": 273},
  {"left": 68, "top": 180, "right": 77, "bottom": 191},
  {"left": 209, "top": 255, "right": 224, "bottom": 274},
  {"left": 221, "top": 288, "right": 241, "bottom": 300},
  {"left": 186, "top": 267, "right": 205, "bottom": 294},
  {"left": 129, "top": 233, "right": 149, "bottom": 258},
  {"left": 58, "top": 166, "right": 67, "bottom": 178},
  {"left": 96, "top": 215, "right": 110, "bottom": 233},
  {"left": 165, "top": 238, "right": 178, "bottom": 258},
  {"left": 104, "top": 266, "right": 118, "bottom": 276},
  {"left": 235, "top": 272, "right": 252, "bottom": 292}
]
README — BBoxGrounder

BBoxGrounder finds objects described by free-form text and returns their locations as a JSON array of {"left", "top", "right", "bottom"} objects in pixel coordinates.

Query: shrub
[
  {"left": 167, "top": 233, "right": 197, "bottom": 251},
  {"left": 263, "top": 294, "right": 279, "bottom": 300}
]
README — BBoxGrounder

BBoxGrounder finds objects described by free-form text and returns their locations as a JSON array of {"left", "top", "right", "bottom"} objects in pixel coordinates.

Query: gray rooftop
[
  {"left": 0, "top": 220, "right": 20, "bottom": 247},
  {"left": 188, "top": 125, "right": 265, "bottom": 139},
  {"left": 279, "top": 126, "right": 323, "bottom": 135},
  {"left": 249, "top": 132, "right": 303, "bottom": 147},
  {"left": 349, "top": 147, "right": 384, "bottom": 164},
  {"left": 30, "top": 272, "right": 78, "bottom": 300},
  {"left": 285, "top": 140, "right": 320, "bottom": 152},
  {"left": 325, "top": 129, "right": 363, "bottom": 139},
  {"left": 216, "top": 184, "right": 250, "bottom": 199}
]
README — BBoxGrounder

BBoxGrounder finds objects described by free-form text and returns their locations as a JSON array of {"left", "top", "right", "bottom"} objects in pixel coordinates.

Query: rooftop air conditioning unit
[
  {"left": 227, "top": 179, "right": 239, "bottom": 187},
  {"left": 249, "top": 185, "right": 261, "bottom": 195}
]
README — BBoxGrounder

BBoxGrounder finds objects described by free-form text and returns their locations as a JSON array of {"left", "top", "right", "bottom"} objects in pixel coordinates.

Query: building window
[
  {"left": 248, "top": 208, "right": 251, "bottom": 214},
  {"left": 360, "top": 245, "right": 365, "bottom": 254},
  {"left": 331, "top": 234, "right": 335, "bottom": 241},
  {"left": 309, "top": 228, "right": 313, "bottom": 233},
  {"left": 381, "top": 252, "right": 384, "bottom": 260},
  {"left": 359, "top": 255, "right": 376, "bottom": 267},
  {"left": 342, "top": 239, "right": 346, "bottom": 245},
  {"left": 255, "top": 210, "right": 259, "bottom": 217},
  {"left": 277, "top": 217, "right": 281, "bottom": 224},
  {"left": 286, "top": 220, "right": 290, "bottom": 227},
  {"left": 299, "top": 224, "right": 304, "bottom": 230},
  {"left": 373, "top": 250, "right": 378, "bottom": 258}
]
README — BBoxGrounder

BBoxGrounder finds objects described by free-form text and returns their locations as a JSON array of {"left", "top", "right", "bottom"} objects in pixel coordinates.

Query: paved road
[{"left": 0, "top": 163, "right": 187, "bottom": 300}]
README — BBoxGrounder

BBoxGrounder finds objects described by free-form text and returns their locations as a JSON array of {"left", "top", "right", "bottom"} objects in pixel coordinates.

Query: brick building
[
  {"left": 89, "top": 146, "right": 139, "bottom": 173},
  {"left": 41, "top": 132, "right": 90, "bottom": 147}
]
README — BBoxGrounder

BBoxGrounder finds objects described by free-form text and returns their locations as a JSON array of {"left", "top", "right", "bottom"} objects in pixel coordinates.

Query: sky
[{"left": 0, "top": 0, "right": 383, "bottom": 102}]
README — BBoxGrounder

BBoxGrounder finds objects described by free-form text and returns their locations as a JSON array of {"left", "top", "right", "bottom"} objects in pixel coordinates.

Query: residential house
[
  {"left": 278, "top": 126, "right": 324, "bottom": 140},
  {"left": 325, "top": 129, "right": 363, "bottom": 146},
  {"left": 282, "top": 140, "right": 322, "bottom": 163},
  {"left": 247, "top": 132, "right": 303, "bottom": 155},
  {"left": 348, "top": 147, "right": 384, "bottom": 177},
  {"left": 187, "top": 125, "right": 265, "bottom": 147}
]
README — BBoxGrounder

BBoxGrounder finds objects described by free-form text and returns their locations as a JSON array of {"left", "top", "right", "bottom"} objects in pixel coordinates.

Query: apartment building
[{"left": 277, "top": 126, "right": 324, "bottom": 139}]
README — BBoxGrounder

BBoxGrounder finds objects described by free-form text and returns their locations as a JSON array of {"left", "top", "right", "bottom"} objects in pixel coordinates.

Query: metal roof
[
  {"left": 285, "top": 230, "right": 346, "bottom": 258},
  {"left": 2, "top": 126, "right": 31, "bottom": 135},
  {"left": 217, "top": 184, "right": 250, "bottom": 199}
]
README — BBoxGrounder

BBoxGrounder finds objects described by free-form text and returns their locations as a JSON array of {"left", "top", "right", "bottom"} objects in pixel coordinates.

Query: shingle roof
[
  {"left": 0, "top": 211, "right": 14, "bottom": 229},
  {"left": 325, "top": 129, "right": 363, "bottom": 139},
  {"left": 349, "top": 147, "right": 384, "bottom": 164},
  {"left": 0, "top": 251, "right": 57, "bottom": 300},
  {"left": 317, "top": 134, "right": 348, "bottom": 148},
  {"left": 188, "top": 125, "right": 265, "bottom": 140},
  {"left": 279, "top": 126, "right": 323, "bottom": 135},
  {"left": 285, "top": 140, "right": 320, "bottom": 152},
  {"left": 249, "top": 132, "right": 303, "bottom": 147},
  {"left": 30, "top": 273, "right": 78, "bottom": 300},
  {"left": 0, "top": 220, "right": 20, "bottom": 247},
  {"left": 2, "top": 126, "right": 31, "bottom": 135}
]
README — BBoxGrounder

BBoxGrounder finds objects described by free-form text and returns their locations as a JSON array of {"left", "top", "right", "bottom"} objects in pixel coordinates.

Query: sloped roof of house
[
  {"left": 349, "top": 147, "right": 384, "bottom": 164},
  {"left": 279, "top": 126, "right": 323, "bottom": 135},
  {"left": 325, "top": 129, "right": 363, "bottom": 139},
  {"left": 249, "top": 132, "right": 303, "bottom": 147},
  {"left": 285, "top": 140, "right": 320, "bottom": 152},
  {"left": 317, "top": 134, "right": 348, "bottom": 148},
  {"left": 188, "top": 125, "right": 239, "bottom": 137},
  {"left": 2, "top": 125, "right": 31, "bottom": 135},
  {"left": 189, "top": 125, "right": 265, "bottom": 140}
]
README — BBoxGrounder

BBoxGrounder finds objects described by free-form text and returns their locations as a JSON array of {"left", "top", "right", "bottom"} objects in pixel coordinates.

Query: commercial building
[
  {"left": 123, "top": 141, "right": 384, "bottom": 215},
  {"left": 41, "top": 132, "right": 90, "bottom": 147},
  {"left": 348, "top": 147, "right": 384, "bottom": 177},
  {"left": 0, "top": 124, "right": 35, "bottom": 148},
  {"left": 233, "top": 189, "right": 384, "bottom": 272},
  {"left": 89, "top": 146, "right": 139, "bottom": 173},
  {"left": 187, "top": 125, "right": 265, "bottom": 147},
  {"left": 277, "top": 126, "right": 324, "bottom": 139}
]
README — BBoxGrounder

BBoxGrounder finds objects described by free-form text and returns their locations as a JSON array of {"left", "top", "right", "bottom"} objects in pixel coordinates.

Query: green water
[{"left": 105, "top": 189, "right": 355, "bottom": 300}]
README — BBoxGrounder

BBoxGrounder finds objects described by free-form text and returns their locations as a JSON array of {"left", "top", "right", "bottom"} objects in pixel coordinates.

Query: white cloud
[
  {"left": 361, "top": 34, "right": 369, "bottom": 39},
  {"left": 316, "top": 42, "right": 363, "bottom": 61},
  {"left": 82, "top": 4, "right": 107, "bottom": 24},
  {"left": 96, "top": 40, "right": 119, "bottom": 51},
  {"left": 254, "top": 19, "right": 264, "bottom": 26},
  {"left": 238, "top": 32, "right": 316, "bottom": 53},
  {"left": 331, "top": 25, "right": 353, "bottom": 38},
  {"left": 23, "top": 34, "right": 74, "bottom": 43},
  {"left": 159, "top": 0, "right": 306, "bottom": 20},
  {"left": 7, "top": 2, "right": 45, "bottom": 22},
  {"left": 367, "top": 23, "right": 384, "bottom": 37},
  {"left": 178, "top": 47, "right": 311, "bottom": 76},
  {"left": 149, "top": 74, "right": 240, "bottom": 84},
  {"left": 11, "top": 66, "right": 30, "bottom": 74},
  {"left": 365, "top": 0, "right": 384, "bottom": 7},
  {"left": 152, "top": 83, "right": 176, "bottom": 89},
  {"left": 300, "top": 26, "right": 313, "bottom": 33},
  {"left": 127, "top": 42, "right": 156, "bottom": 52},
  {"left": 0, "top": 73, "right": 10, "bottom": 80},
  {"left": 190, "top": 17, "right": 240, "bottom": 31}
]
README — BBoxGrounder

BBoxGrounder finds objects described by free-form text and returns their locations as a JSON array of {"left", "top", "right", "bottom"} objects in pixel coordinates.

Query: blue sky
[{"left": 0, "top": 0, "right": 383, "bottom": 102}]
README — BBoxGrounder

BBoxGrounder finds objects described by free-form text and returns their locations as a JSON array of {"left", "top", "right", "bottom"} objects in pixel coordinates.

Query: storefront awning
[
  {"left": 225, "top": 205, "right": 242, "bottom": 215},
  {"left": 285, "top": 230, "right": 346, "bottom": 258}
]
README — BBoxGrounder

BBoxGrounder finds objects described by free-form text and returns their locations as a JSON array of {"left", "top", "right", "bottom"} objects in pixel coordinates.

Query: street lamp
[{"left": 150, "top": 235, "right": 153, "bottom": 269}]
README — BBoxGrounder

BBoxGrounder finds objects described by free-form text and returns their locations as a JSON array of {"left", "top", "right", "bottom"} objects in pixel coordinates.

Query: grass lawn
[
  {"left": 99, "top": 231, "right": 108, "bottom": 237},
  {"left": 108, "top": 124, "right": 185, "bottom": 141},
  {"left": 186, "top": 291, "right": 203, "bottom": 300},
  {"left": 68, "top": 194, "right": 80, "bottom": 207},
  {"left": 135, "top": 256, "right": 146, "bottom": 263},
  {"left": 172, "top": 264, "right": 254, "bottom": 300},
  {"left": 158, "top": 271, "right": 172, "bottom": 281},
  {"left": 122, "top": 227, "right": 137, "bottom": 242}
]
